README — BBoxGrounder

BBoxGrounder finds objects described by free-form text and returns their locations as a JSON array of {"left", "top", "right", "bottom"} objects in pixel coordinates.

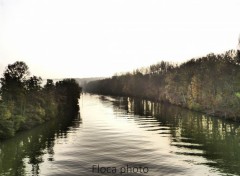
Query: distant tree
[
  {"left": 85, "top": 50, "right": 240, "bottom": 120},
  {"left": 237, "top": 50, "right": 240, "bottom": 63},
  {"left": 56, "top": 79, "right": 81, "bottom": 115},
  {"left": 26, "top": 76, "right": 42, "bottom": 92},
  {"left": 44, "top": 79, "right": 55, "bottom": 91}
]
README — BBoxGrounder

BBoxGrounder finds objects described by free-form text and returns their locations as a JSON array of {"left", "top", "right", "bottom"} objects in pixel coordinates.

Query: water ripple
[{"left": 1, "top": 94, "right": 238, "bottom": 176}]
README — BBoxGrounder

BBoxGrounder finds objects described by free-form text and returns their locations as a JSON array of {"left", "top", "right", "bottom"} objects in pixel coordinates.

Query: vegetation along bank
[
  {"left": 0, "top": 61, "right": 82, "bottom": 139},
  {"left": 86, "top": 50, "right": 240, "bottom": 121}
]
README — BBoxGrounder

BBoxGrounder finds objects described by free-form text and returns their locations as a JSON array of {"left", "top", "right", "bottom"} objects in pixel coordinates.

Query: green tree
[
  {"left": 0, "top": 102, "right": 14, "bottom": 138},
  {"left": 0, "top": 61, "right": 29, "bottom": 101},
  {"left": 0, "top": 61, "right": 29, "bottom": 131}
]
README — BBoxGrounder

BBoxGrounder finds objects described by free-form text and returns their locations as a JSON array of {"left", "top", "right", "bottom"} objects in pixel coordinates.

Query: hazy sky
[{"left": 0, "top": 0, "right": 240, "bottom": 78}]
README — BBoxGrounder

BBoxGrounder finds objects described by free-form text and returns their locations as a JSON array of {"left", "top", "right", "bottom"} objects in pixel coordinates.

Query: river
[{"left": 0, "top": 93, "right": 240, "bottom": 176}]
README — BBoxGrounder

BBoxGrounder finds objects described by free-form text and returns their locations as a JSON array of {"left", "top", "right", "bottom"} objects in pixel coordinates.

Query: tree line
[
  {"left": 85, "top": 50, "right": 240, "bottom": 121},
  {"left": 0, "top": 61, "right": 82, "bottom": 139}
]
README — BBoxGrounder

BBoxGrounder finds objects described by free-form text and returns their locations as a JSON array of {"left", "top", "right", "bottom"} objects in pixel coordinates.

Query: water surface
[{"left": 1, "top": 93, "right": 240, "bottom": 175}]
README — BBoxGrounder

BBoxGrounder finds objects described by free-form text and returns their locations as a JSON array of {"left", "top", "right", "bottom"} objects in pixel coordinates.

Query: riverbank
[
  {"left": 85, "top": 50, "right": 240, "bottom": 121},
  {"left": 0, "top": 61, "right": 81, "bottom": 139}
]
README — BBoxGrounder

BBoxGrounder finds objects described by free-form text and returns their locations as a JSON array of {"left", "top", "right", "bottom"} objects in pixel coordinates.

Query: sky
[{"left": 0, "top": 0, "right": 240, "bottom": 78}]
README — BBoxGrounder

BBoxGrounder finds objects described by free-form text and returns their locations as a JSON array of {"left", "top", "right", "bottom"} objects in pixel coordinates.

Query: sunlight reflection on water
[{"left": 1, "top": 93, "right": 239, "bottom": 176}]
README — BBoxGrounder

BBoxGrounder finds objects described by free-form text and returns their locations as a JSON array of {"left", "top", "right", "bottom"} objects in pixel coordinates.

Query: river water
[{"left": 1, "top": 93, "right": 240, "bottom": 176}]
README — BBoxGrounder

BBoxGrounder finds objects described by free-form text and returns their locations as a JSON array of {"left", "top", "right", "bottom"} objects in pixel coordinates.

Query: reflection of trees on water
[
  {"left": 111, "top": 96, "right": 240, "bottom": 175},
  {"left": 0, "top": 113, "right": 81, "bottom": 176}
]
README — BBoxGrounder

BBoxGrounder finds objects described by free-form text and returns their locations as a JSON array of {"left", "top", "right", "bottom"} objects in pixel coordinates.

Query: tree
[
  {"left": 26, "top": 76, "right": 42, "bottom": 92},
  {"left": 0, "top": 61, "right": 29, "bottom": 102},
  {"left": 237, "top": 50, "right": 240, "bottom": 63},
  {"left": 55, "top": 79, "right": 81, "bottom": 115},
  {"left": 0, "top": 61, "right": 82, "bottom": 139},
  {"left": 0, "top": 102, "right": 14, "bottom": 138},
  {"left": 44, "top": 79, "right": 55, "bottom": 91},
  {"left": 85, "top": 49, "right": 240, "bottom": 120}
]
